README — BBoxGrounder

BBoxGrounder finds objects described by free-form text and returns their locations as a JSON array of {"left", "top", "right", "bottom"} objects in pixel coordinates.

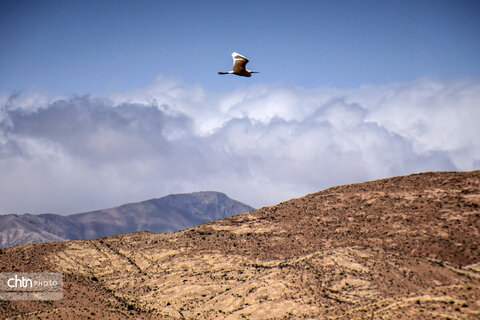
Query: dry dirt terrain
[{"left": 1, "top": 171, "right": 479, "bottom": 319}]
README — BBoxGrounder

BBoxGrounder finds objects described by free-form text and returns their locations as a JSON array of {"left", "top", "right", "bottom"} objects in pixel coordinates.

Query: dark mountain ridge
[{"left": 0, "top": 191, "right": 254, "bottom": 248}]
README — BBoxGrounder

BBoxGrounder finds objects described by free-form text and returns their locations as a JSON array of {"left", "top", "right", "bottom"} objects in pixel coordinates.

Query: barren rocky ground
[{"left": 1, "top": 171, "right": 479, "bottom": 319}]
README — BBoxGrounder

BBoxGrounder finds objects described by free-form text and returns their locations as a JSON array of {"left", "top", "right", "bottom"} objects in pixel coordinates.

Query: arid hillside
[{"left": 1, "top": 171, "right": 479, "bottom": 319}]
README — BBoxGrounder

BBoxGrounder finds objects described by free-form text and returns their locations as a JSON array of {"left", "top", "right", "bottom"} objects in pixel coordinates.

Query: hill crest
[{"left": 1, "top": 171, "right": 479, "bottom": 319}]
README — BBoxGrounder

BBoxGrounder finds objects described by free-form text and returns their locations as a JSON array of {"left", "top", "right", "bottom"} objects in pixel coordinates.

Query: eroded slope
[{"left": 1, "top": 171, "right": 479, "bottom": 319}]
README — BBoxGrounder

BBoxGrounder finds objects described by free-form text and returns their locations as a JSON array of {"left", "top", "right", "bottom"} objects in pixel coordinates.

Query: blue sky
[
  {"left": 1, "top": 1, "right": 480, "bottom": 214},
  {"left": 1, "top": 0, "right": 479, "bottom": 94}
]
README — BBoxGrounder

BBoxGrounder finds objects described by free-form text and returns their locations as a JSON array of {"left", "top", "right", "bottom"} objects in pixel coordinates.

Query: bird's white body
[{"left": 219, "top": 52, "right": 259, "bottom": 77}]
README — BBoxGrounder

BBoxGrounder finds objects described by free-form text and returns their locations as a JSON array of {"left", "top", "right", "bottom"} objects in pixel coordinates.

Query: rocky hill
[
  {"left": 1, "top": 171, "right": 479, "bottom": 319},
  {"left": 0, "top": 191, "right": 254, "bottom": 248}
]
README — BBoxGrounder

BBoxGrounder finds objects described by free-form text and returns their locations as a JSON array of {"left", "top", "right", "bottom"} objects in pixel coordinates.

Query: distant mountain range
[{"left": 0, "top": 191, "right": 254, "bottom": 248}]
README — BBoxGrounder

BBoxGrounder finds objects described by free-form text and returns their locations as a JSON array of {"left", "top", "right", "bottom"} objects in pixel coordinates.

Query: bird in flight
[{"left": 218, "top": 52, "right": 259, "bottom": 77}]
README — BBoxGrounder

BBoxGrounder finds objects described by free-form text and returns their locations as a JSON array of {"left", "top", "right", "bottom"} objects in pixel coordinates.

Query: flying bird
[{"left": 218, "top": 52, "right": 259, "bottom": 77}]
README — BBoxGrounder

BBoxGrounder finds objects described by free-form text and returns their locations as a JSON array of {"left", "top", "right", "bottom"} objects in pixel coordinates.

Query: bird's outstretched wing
[{"left": 232, "top": 52, "right": 249, "bottom": 73}]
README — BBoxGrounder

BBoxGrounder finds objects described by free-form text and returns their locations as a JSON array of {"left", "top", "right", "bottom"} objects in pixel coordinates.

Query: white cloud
[{"left": 0, "top": 77, "right": 479, "bottom": 214}]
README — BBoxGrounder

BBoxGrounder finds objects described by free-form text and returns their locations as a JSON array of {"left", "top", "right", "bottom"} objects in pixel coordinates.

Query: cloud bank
[{"left": 1, "top": 77, "right": 479, "bottom": 214}]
